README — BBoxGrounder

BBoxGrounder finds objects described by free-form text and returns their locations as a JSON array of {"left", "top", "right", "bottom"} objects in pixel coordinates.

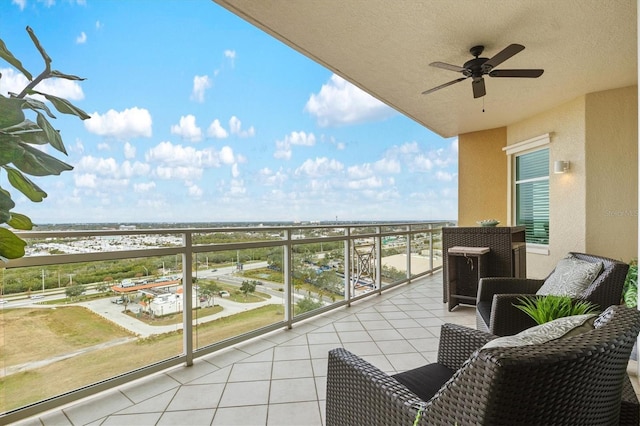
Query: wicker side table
[{"left": 447, "top": 246, "right": 490, "bottom": 311}]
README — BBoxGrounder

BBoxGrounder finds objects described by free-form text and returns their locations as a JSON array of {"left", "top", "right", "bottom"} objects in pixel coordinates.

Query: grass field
[{"left": 0, "top": 304, "right": 284, "bottom": 412}]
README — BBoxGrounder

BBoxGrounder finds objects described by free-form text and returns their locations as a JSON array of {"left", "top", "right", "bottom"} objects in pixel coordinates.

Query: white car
[{"left": 0, "top": 299, "right": 7, "bottom": 304}]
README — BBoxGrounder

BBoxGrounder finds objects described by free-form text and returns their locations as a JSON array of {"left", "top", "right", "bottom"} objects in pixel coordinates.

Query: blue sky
[{"left": 1, "top": 0, "right": 458, "bottom": 224}]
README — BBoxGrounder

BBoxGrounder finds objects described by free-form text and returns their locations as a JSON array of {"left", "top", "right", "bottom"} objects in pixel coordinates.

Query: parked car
[
  {"left": 111, "top": 297, "right": 124, "bottom": 304},
  {"left": 219, "top": 291, "right": 230, "bottom": 297},
  {"left": 30, "top": 294, "right": 44, "bottom": 300}
]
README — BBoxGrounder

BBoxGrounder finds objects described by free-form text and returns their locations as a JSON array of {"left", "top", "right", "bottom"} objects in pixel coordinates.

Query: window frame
[{"left": 503, "top": 133, "right": 551, "bottom": 255}]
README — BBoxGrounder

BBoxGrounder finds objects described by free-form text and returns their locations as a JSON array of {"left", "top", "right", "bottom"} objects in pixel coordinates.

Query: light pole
[{"left": 143, "top": 266, "right": 148, "bottom": 277}]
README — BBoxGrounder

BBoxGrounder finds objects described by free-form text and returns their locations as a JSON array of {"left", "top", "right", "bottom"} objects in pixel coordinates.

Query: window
[{"left": 515, "top": 148, "right": 549, "bottom": 245}]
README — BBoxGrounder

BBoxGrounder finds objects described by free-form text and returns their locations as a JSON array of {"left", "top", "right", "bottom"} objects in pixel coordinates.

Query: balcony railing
[{"left": 0, "top": 221, "right": 448, "bottom": 422}]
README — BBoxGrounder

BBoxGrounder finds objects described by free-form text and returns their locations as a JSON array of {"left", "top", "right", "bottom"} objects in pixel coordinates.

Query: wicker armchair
[
  {"left": 326, "top": 305, "right": 640, "bottom": 426},
  {"left": 476, "top": 252, "right": 629, "bottom": 336}
]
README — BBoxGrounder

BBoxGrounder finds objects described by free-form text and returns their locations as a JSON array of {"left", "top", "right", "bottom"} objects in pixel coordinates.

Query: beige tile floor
[{"left": 12, "top": 272, "right": 640, "bottom": 426}]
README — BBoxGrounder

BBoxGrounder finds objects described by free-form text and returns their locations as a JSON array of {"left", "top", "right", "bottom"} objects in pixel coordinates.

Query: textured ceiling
[{"left": 213, "top": 0, "right": 637, "bottom": 138}]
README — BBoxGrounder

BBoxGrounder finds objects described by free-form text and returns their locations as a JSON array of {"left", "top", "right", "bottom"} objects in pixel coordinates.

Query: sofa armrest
[
  {"left": 326, "top": 348, "right": 424, "bottom": 426},
  {"left": 477, "top": 277, "right": 545, "bottom": 303},
  {"left": 437, "top": 323, "right": 495, "bottom": 370}
]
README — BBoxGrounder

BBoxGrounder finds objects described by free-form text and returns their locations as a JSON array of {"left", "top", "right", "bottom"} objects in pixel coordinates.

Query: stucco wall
[
  {"left": 457, "top": 127, "right": 507, "bottom": 226},
  {"left": 507, "top": 97, "right": 588, "bottom": 278},
  {"left": 585, "top": 86, "right": 638, "bottom": 262}
]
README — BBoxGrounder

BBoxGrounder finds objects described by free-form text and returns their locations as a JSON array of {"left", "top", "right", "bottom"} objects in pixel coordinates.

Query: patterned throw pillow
[
  {"left": 481, "top": 314, "right": 597, "bottom": 349},
  {"left": 536, "top": 257, "right": 603, "bottom": 297}
]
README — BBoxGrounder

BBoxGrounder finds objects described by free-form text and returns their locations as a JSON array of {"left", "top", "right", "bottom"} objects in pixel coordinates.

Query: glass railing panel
[
  {"left": 409, "top": 232, "right": 432, "bottom": 277},
  {"left": 0, "top": 257, "right": 183, "bottom": 413},
  {"left": 350, "top": 226, "right": 378, "bottom": 236},
  {"left": 192, "top": 228, "right": 285, "bottom": 246},
  {"left": 23, "top": 232, "right": 183, "bottom": 258},
  {"left": 291, "top": 243, "right": 344, "bottom": 317},
  {"left": 192, "top": 248, "right": 285, "bottom": 351},
  {"left": 381, "top": 234, "right": 407, "bottom": 286}
]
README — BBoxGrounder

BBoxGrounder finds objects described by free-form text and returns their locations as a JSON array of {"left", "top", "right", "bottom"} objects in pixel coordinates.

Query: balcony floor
[{"left": 13, "top": 272, "right": 640, "bottom": 425}]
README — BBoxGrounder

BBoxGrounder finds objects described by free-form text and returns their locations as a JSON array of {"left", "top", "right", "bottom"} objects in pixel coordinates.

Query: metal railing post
[
  {"left": 183, "top": 232, "right": 193, "bottom": 366},
  {"left": 375, "top": 226, "right": 382, "bottom": 292},
  {"left": 283, "top": 229, "right": 292, "bottom": 328},
  {"left": 344, "top": 227, "right": 351, "bottom": 306}
]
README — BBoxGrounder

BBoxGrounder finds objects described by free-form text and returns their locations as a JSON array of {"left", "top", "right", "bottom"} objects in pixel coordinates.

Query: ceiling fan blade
[
  {"left": 472, "top": 78, "right": 486, "bottom": 98},
  {"left": 482, "top": 43, "right": 525, "bottom": 71},
  {"left": 430, "top": 61, "right": 466, "bottom": 73},
  {"left": 489, "top": 69, "right": 544, "bottom": 78},
  {"left": 421, "top": 77, "right": 467, "bottom": 95}
]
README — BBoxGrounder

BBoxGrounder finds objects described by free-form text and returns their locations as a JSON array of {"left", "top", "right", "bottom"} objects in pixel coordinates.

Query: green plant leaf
[
  {"left": 0, "top": 208, "right": 10, "bottom": 224},
  {"left": 7, "top": 212, "right": 33, "bottom": 230},
  {"left": 22, "top": 96, "right": 57, "bottom": 119},
  {"left": 3, "top": 119, "right": 40, "bottom": 133},
  {"left": 0, "top": 227, "right": 27, "bottom": 260},
  {"left": 0, "top": 187, "right": 16, "bottom": 211},
  {"left": 0, "top": 135, "right": 24, "bottom": 166},
  {"left": 36, "top": 112, "right": 66, "bottom": 154},
  {"left": 6, "top": 166, "right": 48, "bottom": 201},
  {"left": 0, "top": 95, "right": 26, "bottom": 128},
  {"left": 30, "top": 90, "right": 91, "bottom": 120},
  {"left": 12, "top": 142, "right": 73, "bottom": 176},
  {"left": 50, "top": 70, "right": 86, "bottom": 81},
  {"left": 11, "top": 129, "right": 49, "bottom": 145},
  {"left": 26, "top": 26, "right": 51, "bottom": 69},
  {"left": 0, "top": 39, "right": 33, "bottom": 80}
]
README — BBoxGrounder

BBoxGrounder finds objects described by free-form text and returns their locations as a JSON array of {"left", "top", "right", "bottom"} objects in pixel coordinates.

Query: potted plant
[
  {"left": 514, "top": 295, "right": 599, "bottom": 325},
  {"left": 623, "top": 259, "right": 638, "bottom": 309}
]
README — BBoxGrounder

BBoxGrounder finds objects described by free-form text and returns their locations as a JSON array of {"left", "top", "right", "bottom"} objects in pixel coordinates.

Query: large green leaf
[
  {"left": 7, "top": 212, "right": 33, "bottom": 230},
  {"left": 23, "top": 96, "right": 57, "bottom": 119},
  {"left": 0, "top": 39, "right": 33, "bottom": 80},
  {"left": 12, "top": 129, "right": 48, "bottom": 145},
  {"left": 0, "top": 135, "right": 24, "bottom": 166},
  {"left": 3, "top": 119, "right": 40, "bottom": 133},
  {"left": 6, "top": 166, "right": 48, "bottom": 201},
  {"left": 0, "top": 95, "right": 26, "bottom": 128},
  {"left": 36, "top": 112, "right": 66, "bottom": 154},
  {"left": 30, "top": 90, "right": 90, "bottom": 120},
  {"left": 0, "top": 187, "right": 16, "bottom": 211},
  {"left": 0, "top": 209, "right": 10, "bottom": 224},
  {"left": 12, "top": 142, "right": 73, "bottom": 176},
  {"left": 50, "top": 70, "right": 86, "bottom": 81},
  {"left": 0, "top": 227, "right": 27, "bottom": 260}
]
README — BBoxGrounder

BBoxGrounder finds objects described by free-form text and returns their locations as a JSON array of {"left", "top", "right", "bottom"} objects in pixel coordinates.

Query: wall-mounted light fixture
[{"left": 554, "top": 160, "right": 570, "bottom": 174}]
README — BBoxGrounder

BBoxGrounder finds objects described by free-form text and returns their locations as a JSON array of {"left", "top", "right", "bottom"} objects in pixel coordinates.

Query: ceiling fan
[{"left": 422, "top": 44, "right": 544, "bottom": 99}]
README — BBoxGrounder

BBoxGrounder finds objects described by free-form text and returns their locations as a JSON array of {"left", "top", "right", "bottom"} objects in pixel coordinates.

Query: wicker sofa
[
  {"left": 326, "top": 305, "right": 640, "bottom": 426},
  {"left": 476, "top": 252, "right": 629, "bottom": 336}
]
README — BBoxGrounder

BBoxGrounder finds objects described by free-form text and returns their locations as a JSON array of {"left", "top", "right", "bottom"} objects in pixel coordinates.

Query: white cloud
[
  {"left": 435, "top": 171, "right": 456, "bottom": 182},
  {"left": 188, "top": 184, "right": 203, "bottom": 197},
  {"left": 229, "top": 116, "right": 255, "bottom": 137},
  {"left": 124, "top": 142, "right": 136, "bottom": 159},
  {"left": 274, "top": 131, "right": 316, "bottom": 160},
  {"left": 374, "top": 158, "right": 401, "bottom": 174},
  {"left": 74, "top": 173, "right": 97, "bottom": 188},
  {"left": 412, "top": 155, "right": 433, "bottom": 171},
  {"left": 224, "top": 49, "right": 236, "bottom": 67},
  {"left": 207, "top": 119, "right": 228, "bottom": 138},
  {"left": 347, "top": 176, "right": 384, "bottom": 190},
  {"left": 219, "top": 145, "right": 235, "bottom": 164},
  {"left": 0, "top": 68, "right": 84, "bottom": 101},
  {"left": 97, "top": 142, "right": 110, "bottom": 151},
  {"left": 260, "top": 167, "right": 287, "bottom": 186},
  {"left": 228, "top": 178, "right": 246, "bottom": 195},
  {"left": 155, "top": 165, "right": 203, "bottom": 180},
  {"left": 12, "top": 0, "right": 26, "bottom": 10},
  {"left": 134, "top": 182, "right": 156, "bottom": 192},
  {"left": 76, "top": 31, "right": 87, "bottom": 44},
  {"left": 85, "top": 107, "right": 152, "bottom": 139},
  {"left": 190, "top": 75, "right": 211, "bottom": 103},
  {"left": 95, "top": 20, "right": 103, "bottom": 29},
  {"left": 231, "top": 163, "right": 240, "bottom": 178},
  {"left": 295, "top": 157, "right": 344, "bottom": 178},
  {"left": 170, "top": 114, "right": 202, "bottom": 142},
  {"left": 75, "top": 156, "right": 150, "bottom": 180},
  {"left": 305, "top": 74, "right": 396, "bottom": 127}
]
